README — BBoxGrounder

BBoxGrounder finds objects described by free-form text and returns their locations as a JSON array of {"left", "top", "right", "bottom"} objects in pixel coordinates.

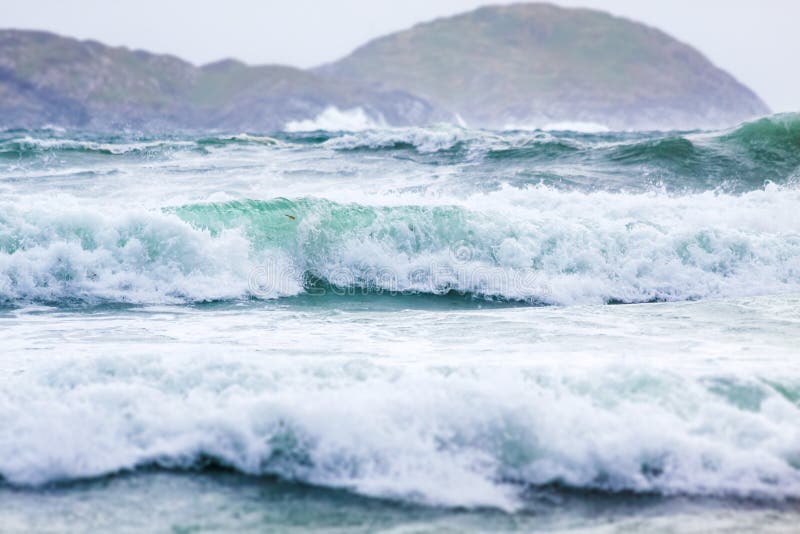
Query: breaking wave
[
  {"left": 285, "top": 106, "right": 385, "bottom": 132},
  {"left": 1, "top": 186, "right": 799, "bottom": 306},
  {"left": 1, "top": 354, "right": 798, "bottom": 509}
]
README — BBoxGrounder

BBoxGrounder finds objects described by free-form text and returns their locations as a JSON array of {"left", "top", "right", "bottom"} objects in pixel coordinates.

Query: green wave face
[{"left": 167, "top": 198, "right": 479, "bottom": 257}]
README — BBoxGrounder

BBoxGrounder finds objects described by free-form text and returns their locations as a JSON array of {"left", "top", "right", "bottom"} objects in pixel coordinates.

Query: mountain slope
[
  {"left": 317, "top": 3, "right": 769, "bottom": 130},
  {"left": 0, "top": 30, "right": 436, "bottom": 131}
]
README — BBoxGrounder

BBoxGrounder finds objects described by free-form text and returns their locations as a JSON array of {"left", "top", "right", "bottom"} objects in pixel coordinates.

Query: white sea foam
[
  {"left": 1, "top": 136, "right": 195, "bottom": 155},
  {"left": 318, "top": 126, "right": 585, "bottom": 157},
  {"left": 1, "top": 185, "right": 799, "bottom": 305},
  {"left": 322, "top": 125, "right": 476, "bottom": 153},
  {"left": 2, "top": 119, "right": 800, "bottom": 519},
  {"left": 0, "top": 199, "right": 301, "bottom": 303},
  {"left": 285, "top": 107, "right": 385, "bottom": 132},
  {"left": 542, "top": 121, "right": 611, "bottom": 133},
  {"left": 0, "top": 350, "right": 797, "bottom": 508}
]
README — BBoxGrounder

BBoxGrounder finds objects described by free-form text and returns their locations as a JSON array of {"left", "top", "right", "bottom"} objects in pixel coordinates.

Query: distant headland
[{"left": 0, "top": 3, "right": 769, "bottom": 132}]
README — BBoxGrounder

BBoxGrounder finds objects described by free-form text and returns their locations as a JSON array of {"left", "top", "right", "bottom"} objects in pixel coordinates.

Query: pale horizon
[{"left": 2, "top": 0, "right": 799, "bottom": 113}]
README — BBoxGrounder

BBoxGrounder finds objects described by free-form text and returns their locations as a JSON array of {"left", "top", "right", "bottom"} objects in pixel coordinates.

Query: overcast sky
[{"left": 3, "top": 0, "right": 798, "bottom": 112}]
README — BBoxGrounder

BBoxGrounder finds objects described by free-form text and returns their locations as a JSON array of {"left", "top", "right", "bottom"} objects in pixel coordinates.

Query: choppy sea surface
[{"left": 1, "top": 115, "right": 799, "bottom": 532}]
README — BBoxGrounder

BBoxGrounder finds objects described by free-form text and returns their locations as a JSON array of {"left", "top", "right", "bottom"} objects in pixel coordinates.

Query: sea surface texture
[{"left": 1, "top": 115, "right": 799, "bottom": 532}]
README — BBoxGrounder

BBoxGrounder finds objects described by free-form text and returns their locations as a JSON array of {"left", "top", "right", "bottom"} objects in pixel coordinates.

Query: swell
[
  {"left": 311, "top": 114, "right": 800, "bottom": 191},
  {"left": 1, "top": 114, "right": 798, "bottom": 192},
  {"left": 1, "top": 189, "right": 799, "bottom": 306}
]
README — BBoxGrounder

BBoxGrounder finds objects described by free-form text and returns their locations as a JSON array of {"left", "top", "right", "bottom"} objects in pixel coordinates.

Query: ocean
[{"left": 1, "top": 115, "right": 799, "bottom": 532}]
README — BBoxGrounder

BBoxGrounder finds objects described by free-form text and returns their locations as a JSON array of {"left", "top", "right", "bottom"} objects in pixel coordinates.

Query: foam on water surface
[{"left": 1, "top": 116, "right": 799, "bottom": 525}]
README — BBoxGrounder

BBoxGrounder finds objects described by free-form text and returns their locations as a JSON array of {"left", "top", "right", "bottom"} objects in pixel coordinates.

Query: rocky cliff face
[
  {"left": 0, "top": 4, "right": 770, "bottom": 132},
  {"left": 317, "top": 3, "right": 769, "bottom": 130}
]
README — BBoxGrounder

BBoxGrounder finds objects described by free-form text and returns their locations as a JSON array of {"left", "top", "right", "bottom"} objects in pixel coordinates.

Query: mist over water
[{"left": 1, "top": 114, "right": 799, "bottom": 531}]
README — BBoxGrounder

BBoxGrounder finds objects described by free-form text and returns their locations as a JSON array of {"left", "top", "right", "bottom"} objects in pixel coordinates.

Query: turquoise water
[{"left": 1, "top": 116, "right": 799, "bottom": 532}]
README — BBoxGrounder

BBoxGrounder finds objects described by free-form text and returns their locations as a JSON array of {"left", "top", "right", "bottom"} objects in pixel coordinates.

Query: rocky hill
[
  {"left": 0, "top": 4, "right": 770, "bottom": 131},
  {"left": 0, "top": 30, "right": 436, "bottom": 131},
  {"left": 317, "top": 3, "right": 769, "bottom": 130}
]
